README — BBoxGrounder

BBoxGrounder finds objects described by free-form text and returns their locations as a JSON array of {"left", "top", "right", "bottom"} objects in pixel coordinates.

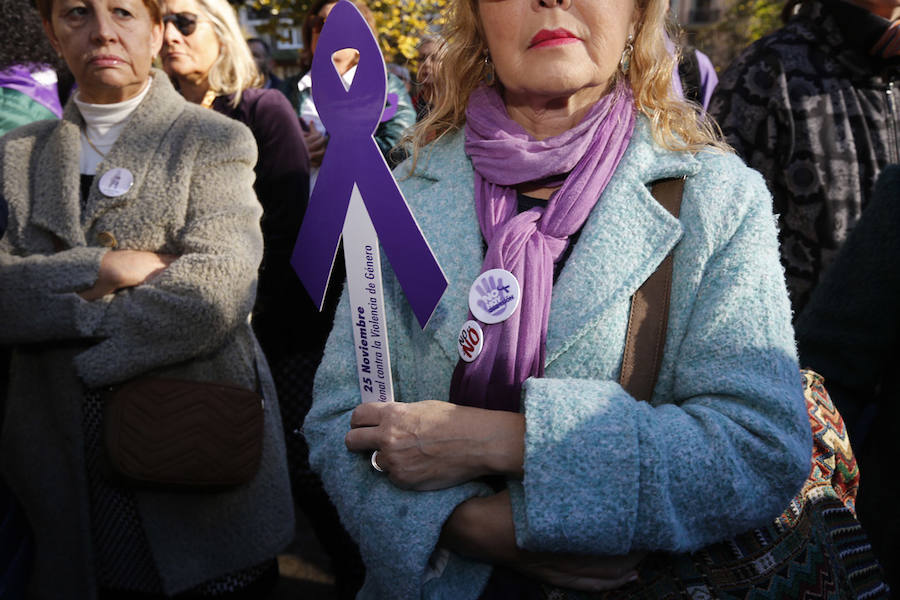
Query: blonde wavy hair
[
  {"left": 181, "top": 0, "right": 263, "bottom": 106},
  {"left": 410, "top": 0, "right": 726, "bottom": 165}
]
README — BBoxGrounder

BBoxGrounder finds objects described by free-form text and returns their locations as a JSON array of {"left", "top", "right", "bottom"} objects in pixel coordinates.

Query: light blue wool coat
[{"left": 305, "top": 117, "right": 812, "bottom": 600}]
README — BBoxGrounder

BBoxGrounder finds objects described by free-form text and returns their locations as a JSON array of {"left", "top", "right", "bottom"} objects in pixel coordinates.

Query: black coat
[
  {"left": 213, "top": 88, "right": 314, "bottom": 358},
  {"left": 796, "top": 163, "right": 900, "bottom": 591},
  {"left": 710, "top": 0, "right": 900, "bottom": 315}
]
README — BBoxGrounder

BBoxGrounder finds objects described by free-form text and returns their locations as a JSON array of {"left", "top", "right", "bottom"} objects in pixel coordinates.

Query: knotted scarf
[{"left": 448, "top": 82, "right": 635, "bottom": 412}]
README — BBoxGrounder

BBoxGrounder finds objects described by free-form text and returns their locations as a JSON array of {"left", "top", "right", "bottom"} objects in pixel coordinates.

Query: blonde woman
[
  {"left": 160, "top": 0, "right": 256, "bottom": 106},
  {"left": 160, "top": 0, "right": 312, "bottom": 485},
  {"left": 305, "top": 0, "right": 812, "bottom": 597}
]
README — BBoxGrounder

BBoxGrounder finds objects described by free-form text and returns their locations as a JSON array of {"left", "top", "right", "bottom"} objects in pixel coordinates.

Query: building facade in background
[{"left": 237, "top": 6, "right": 306, "bottom": 79}]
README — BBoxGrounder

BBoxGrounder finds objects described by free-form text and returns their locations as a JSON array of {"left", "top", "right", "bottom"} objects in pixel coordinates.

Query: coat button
[{"left": 97, "top": 231, "right": 118, "bottom": 248}]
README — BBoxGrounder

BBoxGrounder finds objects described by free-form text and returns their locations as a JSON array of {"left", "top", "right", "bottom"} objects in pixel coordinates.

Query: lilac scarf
[{"left": 449, "top": 83, "right": 635, "bottom": 412}]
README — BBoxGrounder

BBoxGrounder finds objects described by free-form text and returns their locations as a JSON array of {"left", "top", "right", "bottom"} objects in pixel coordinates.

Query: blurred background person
[
  {"left": 710, "top": 0, "right": 900, "bottom": 315},
  {"left": 412, "top": 34, "right": 441, "bottom": 122},
  {"left": 388, "top": 63, "right": 412, "bottom": 96},
  {"left": 0, "top": 0, "right": 295, "bottom": 595},
  {"left": 665, "top": 0, "right": 718, "bottom": 110},
  {"left": 672, "top": 40, "right": 718, "bottom": 110},
  {"left": 159, "top": 0, "right": 311, "bottom": 401},
  {"left": 158, "top": 0, "right": 318, "bottom": 587},
  {"left": 0, "top": 0, "right": 66, "bottom": 135},
  {"left": 248, "top": 36, "right": 284, "bottom": 91}
]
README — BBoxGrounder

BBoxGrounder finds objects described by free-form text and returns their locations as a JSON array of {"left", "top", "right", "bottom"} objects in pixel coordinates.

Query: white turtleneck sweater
[{"left": 74, "top": 79, "right": 152, "bottom": 175}]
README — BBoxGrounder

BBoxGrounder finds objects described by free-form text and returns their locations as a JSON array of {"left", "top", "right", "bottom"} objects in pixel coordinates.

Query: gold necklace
[
  {"left": 200, "top": 89, "right": 217, "bottom": 109},
  {"left": 82, "top": 128, "right": 107, "bottom": 158}
]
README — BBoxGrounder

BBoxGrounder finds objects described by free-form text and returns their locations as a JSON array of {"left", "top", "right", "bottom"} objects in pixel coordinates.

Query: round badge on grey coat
[{"left": 98, "top": 167, "right": 134, "bottom": 197}]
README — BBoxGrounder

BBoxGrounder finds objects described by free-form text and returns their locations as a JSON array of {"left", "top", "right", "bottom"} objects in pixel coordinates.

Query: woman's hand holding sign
[{"left": 346, "top": 400, "right": 524, "bottom": 490}]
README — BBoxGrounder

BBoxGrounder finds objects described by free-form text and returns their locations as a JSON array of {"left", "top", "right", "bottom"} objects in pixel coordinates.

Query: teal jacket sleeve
[
  {"left": 305, "top": 266, "right": 494, "bottom": 600},
  {"left": 508, "top": 153, "right": 812, "bottom": 555}
]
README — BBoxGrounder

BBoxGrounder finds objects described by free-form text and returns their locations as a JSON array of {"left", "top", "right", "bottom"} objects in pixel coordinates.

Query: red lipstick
[{"left": 529, "top": 28, "right": 579, "bottom": 49}]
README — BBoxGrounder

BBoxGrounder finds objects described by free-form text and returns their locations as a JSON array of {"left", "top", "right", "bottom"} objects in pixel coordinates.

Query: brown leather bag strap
[{"left": 618, "top": 178, "right": 684, "bottom": 402}]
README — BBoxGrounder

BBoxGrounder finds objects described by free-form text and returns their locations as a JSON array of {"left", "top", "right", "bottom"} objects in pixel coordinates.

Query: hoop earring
[
  {"left": 483, "top": 52, "right": 496, "bottom": 86},
  {"left": 619, "top": 34, "right": 634, "bottom": 75}
]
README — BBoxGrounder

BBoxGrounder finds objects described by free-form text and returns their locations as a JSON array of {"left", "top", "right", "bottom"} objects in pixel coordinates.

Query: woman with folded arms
[
  {"left": 305, "top": 0, "right": 812, "bottom": 597},
  {"left": 0, "top": 0, "right": 293, "bottom": 596}
]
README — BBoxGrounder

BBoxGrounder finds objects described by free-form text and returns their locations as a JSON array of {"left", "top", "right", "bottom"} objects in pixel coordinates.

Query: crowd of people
[{"left": 0, "top": 0, "right": 896, "bottom": 598}]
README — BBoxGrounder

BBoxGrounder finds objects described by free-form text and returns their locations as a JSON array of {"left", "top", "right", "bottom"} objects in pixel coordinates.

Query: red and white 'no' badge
[{"left": 457, "top": 320, "right": 484, "bottom": 363}]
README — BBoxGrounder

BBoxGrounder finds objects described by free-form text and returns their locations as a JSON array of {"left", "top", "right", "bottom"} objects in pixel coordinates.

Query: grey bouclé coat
[{"left": 0, "top": 71, "right": 294, "bottom": 598}]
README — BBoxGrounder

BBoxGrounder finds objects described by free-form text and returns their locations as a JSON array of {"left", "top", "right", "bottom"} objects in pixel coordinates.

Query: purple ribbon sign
[
  {"left": 291, "top": 1, "right": 446, "bottom": 402},
  {"left": 290, "top": 0, "right": 447, "bottom": 329},
  {"left": 381, "top": 92, "right": 399, "bottom": 123}
]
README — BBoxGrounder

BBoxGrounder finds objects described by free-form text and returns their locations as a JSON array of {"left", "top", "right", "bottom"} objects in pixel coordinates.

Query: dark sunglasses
[
  {"left": 163, "top": 12, "right": 200, "bottom": 36},
  {"left": 308, "top": 15, "right": 326, "bottom": 34}
]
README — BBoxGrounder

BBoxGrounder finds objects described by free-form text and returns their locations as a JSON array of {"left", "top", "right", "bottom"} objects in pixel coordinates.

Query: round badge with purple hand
[{"left": 468, "top": 268, "right": 521, "bottom": 324}]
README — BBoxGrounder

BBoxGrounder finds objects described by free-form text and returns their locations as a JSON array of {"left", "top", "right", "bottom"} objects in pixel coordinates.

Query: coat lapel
[
  {"left": 545, "top": 119, "right": 700, "bottom": 366},
  {"left": 80, "top": 71, "right": 185, "bottom": 230},
  {"left": 29, "top": 71, "right": 186, "bottom": 246},
  {"left": 30, "top": 107, "right": 85, "bottom": 248},
  {"left": 545, "top": 122, "right": 699, "bottom": 365},
  {"left": 399, "top": 133, "right": 483, "bottom": 363},
  {"left": 405, "top": 120, "right": 700, "bottom": 368}
]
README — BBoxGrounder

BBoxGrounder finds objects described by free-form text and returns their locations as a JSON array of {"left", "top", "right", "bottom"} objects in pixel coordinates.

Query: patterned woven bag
[
  {"left": 541, "top": 371, "right": 887, "bottom": 600},
  {"left": 544, "top": 370, "right": 886, "bottom": 600}
]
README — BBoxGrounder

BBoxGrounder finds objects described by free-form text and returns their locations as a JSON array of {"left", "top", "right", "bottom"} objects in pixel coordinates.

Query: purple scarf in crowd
[
  {"left": 0, "top": 66, "right": 63, "bottom": 118},
  {"left": 448, "top": 82, "right": 636, "bottom": 412}
]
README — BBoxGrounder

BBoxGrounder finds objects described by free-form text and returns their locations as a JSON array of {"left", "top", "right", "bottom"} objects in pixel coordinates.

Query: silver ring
[{"left": 371, "top": 450, "right": 384, "bottom": 472}]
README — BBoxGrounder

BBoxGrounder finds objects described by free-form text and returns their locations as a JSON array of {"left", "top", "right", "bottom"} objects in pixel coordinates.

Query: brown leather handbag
[{"left": 103, "top": 377, "right": 264, "bottom": 490}]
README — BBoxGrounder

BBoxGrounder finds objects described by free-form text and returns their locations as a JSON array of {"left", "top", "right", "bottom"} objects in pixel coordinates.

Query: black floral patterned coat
[{"left": 710, "top": 0, "right": 900, "bottom": 315}]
